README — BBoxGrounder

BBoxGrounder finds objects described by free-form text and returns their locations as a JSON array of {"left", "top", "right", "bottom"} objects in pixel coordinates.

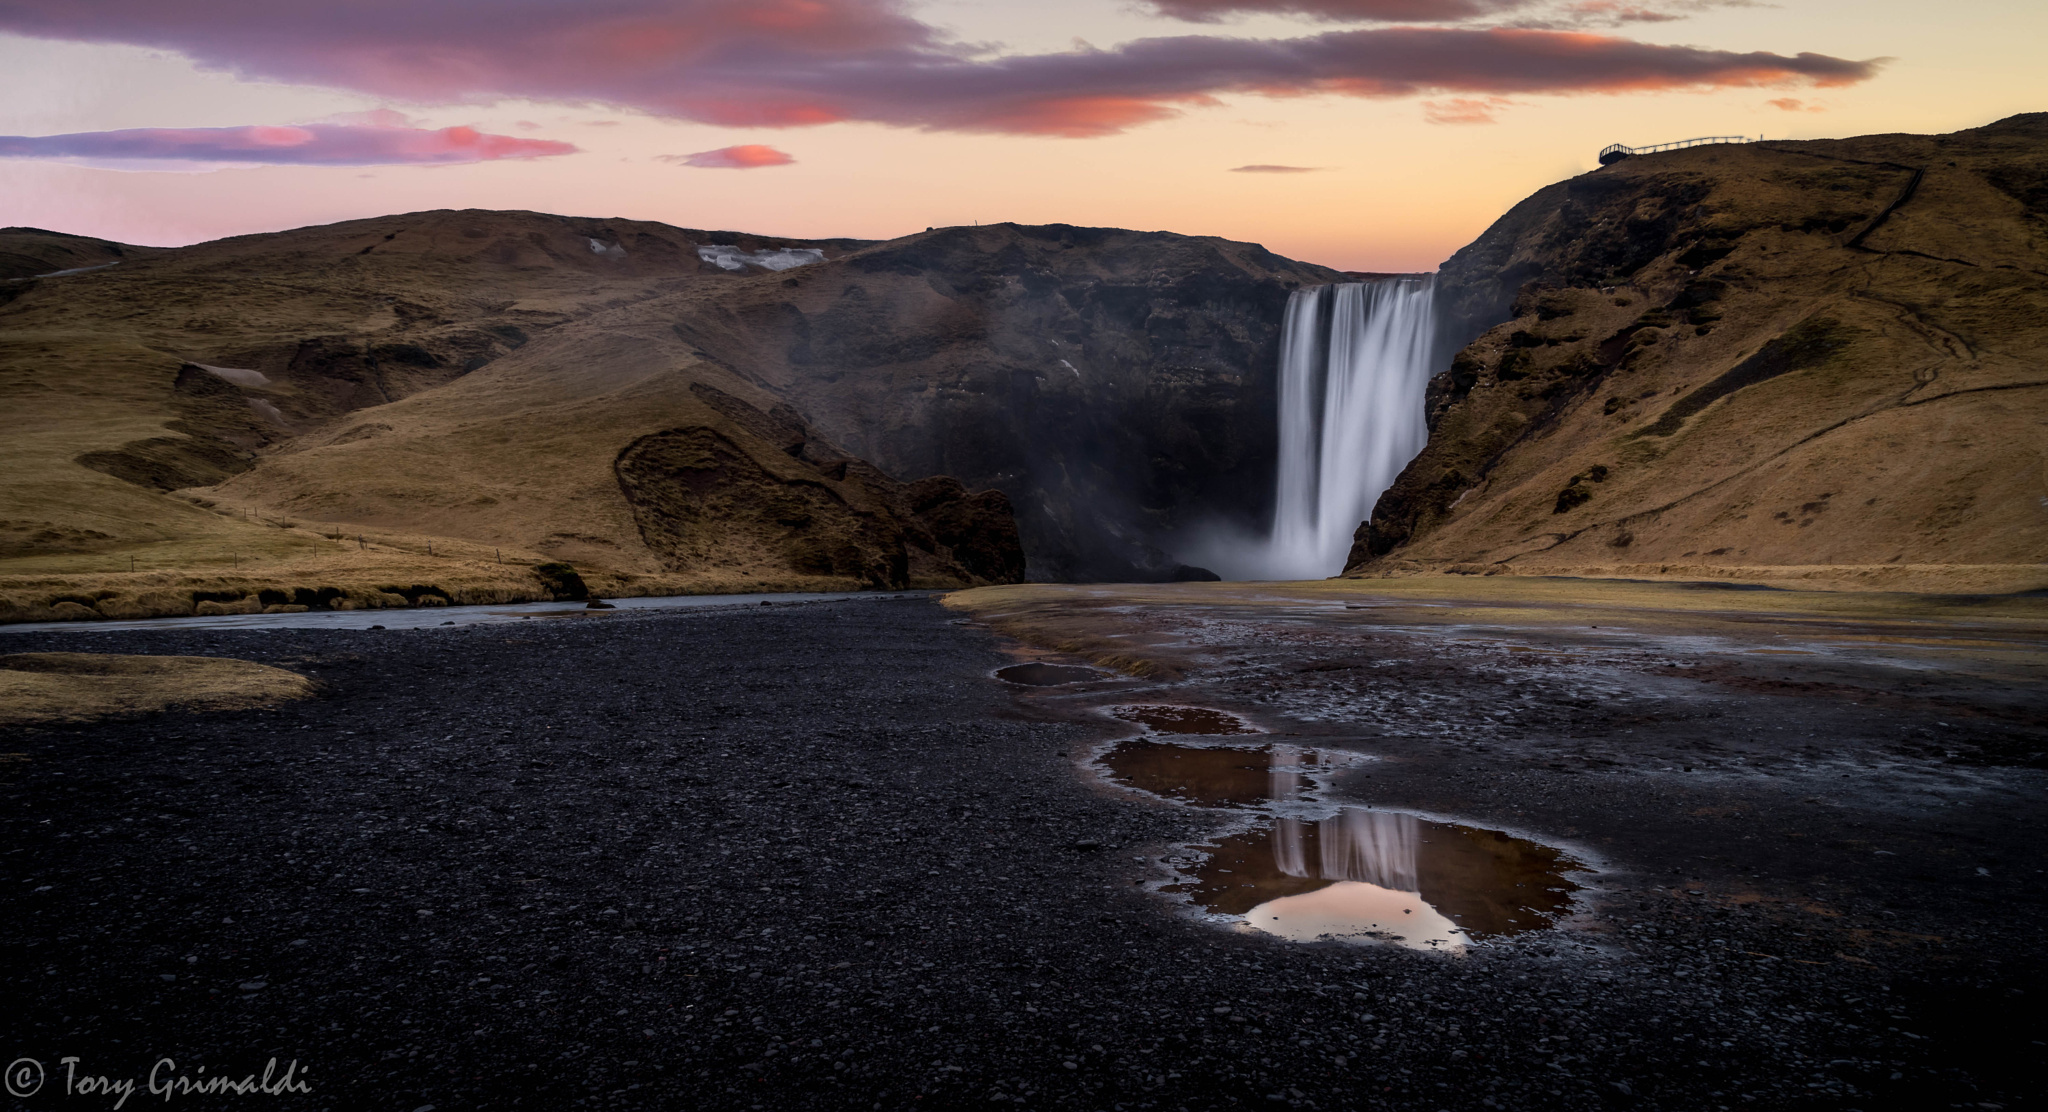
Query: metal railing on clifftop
[{"left": 1598, "top": 136, "right": 1760, "bottom": 166}]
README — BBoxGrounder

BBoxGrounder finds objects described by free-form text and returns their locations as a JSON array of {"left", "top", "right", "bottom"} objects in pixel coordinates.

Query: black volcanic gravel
[{"left": 1, "top": 598, "right": 2042, "bottom": 1111}]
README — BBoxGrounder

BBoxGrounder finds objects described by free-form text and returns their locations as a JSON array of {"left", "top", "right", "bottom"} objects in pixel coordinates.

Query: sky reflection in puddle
[
  {"left": 1110, "top": 704, "right": 1256, "bottom": 735},
  {"left": 1102, "top": 739, "right": 1585, "bottom": 950}
]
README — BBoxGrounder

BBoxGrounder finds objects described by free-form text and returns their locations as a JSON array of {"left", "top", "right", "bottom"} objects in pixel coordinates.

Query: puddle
[
  {"left": 1099, "top": 741, "right": 1342, "bottom": 808},
  {"left": 1104, "top": 739, "right": 1586, "bottom": 951},
  {"left": 1110, "top": 704, "right": 1256, "bottom": 735},
  {"left": 1168, "top": 810, "right": 1584, "bottom": 950},
  {"left": 996, "top": 662, "right": 1106, "bottom": 686}
]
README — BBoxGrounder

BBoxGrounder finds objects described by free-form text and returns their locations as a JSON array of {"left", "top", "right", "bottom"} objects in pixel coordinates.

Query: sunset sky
[{"left": 1, "top": 0, "right": 2040, "bottom": 271}]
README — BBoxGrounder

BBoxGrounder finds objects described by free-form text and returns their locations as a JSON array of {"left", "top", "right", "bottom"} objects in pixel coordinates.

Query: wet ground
[{"left": 3, "top": 588, "right": 2046, "bottom": 1110}]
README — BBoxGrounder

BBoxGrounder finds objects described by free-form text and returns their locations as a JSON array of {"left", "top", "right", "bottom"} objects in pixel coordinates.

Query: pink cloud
[
  {"left": 1766, "top": 96, "right": 1825, "bottom": 112},
  {"left": 0, "top": 122, "right": 578, "bottom": 170},
  {"left": 662, "top": 144, "right": 796, "bottom": 168},
  {"left": 1230, "top": 163, "right": 1321, "bottom": 172},
  {"left": 0, "top": 2, "right": 1881, "bottom": 138}
]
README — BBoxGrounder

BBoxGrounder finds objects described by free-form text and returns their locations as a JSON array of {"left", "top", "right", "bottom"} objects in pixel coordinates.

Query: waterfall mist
[{"left": 1179, "top": 277, "right": 1435, "bottom": 581}]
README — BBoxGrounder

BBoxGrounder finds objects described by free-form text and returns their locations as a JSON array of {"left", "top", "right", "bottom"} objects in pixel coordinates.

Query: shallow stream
[{"left": 4, "top": 590, "right": 928, "bottom": 634}]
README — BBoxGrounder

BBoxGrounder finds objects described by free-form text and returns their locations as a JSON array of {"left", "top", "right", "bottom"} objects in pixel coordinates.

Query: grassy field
[{"left": 0, "top": 652, "right": 315, "bottom": 724}]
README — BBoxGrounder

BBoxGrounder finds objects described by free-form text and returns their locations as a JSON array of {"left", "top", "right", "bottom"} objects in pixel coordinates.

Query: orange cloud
[{"left": 662, "top": 144, "right": 797, "bottom": 168}]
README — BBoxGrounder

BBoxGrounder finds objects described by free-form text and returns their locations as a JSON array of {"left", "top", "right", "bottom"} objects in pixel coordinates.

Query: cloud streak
[
  {"left": 1147, "top": 0, "right": 1532, "bottom": 22},
  {"left": 1231, "top": 163, "right": 1322, "bottom": 172},
  {"left": 1421, "top": 96, "right": 1517, "bottom": 123},
  {"left": 662, "top": 144, "right": 795, "bottom": 168},
  {"left": 0, "top": 122, "right": 578, "bottom": 170},
  {"left": 0, "top": 1, "right": 1881, "bottom": 137}
]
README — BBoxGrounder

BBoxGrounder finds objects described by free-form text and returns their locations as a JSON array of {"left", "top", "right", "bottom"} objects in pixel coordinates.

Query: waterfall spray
[{"left": 1258, "top": 277, "right": 1435, "bottom": 580}]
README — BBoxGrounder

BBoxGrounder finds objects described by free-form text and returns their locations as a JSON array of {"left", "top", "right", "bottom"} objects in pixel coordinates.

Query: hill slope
[
  {"left": 0, "top": 210, "right": 1333, "bottom": 622},
  {"left": 1348, "top": 114, "right": 2048, "bottom": 591}
]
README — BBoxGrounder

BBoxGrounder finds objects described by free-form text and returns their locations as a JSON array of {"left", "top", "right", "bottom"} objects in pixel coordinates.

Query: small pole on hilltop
[
  {"left": 428, "top": 542, "right": 433, "bottom": 557},
  {"left": 129, "top": 556, "right": 135, "bottom": 572},
  {"left": 359, "top": 535, "right": 365, "bottom": 550},
  {"left": 496, "top": 548, "right": 501, "bottom": 564}
]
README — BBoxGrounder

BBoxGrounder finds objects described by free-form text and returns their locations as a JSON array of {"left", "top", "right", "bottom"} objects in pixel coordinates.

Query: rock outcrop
[
  {"left": 1348, "top": 114, "right": 2048, "bottom": 590},
  {"left": 613, "top": 385, "right": 1023, "bottom": 590}
]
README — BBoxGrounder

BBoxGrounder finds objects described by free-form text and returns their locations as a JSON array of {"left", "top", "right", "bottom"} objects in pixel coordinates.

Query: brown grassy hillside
[
  {"left": 0, "top": 210, "right": 1023, "bottom": 622},
  {"left": 0, "top": 209, "right": 1330, "bottom": 623},
  {"left": 1348, "top": 114, "right": 2048, "bottom": 592}
]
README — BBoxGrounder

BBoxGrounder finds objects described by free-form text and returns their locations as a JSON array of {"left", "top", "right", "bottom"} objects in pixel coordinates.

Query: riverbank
[{"left": 0, "top": 547, "right": 893, "bottom": 626}]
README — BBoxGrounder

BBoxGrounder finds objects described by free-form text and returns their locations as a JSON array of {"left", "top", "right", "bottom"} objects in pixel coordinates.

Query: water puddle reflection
[
  {"left": 1102, "top": 739, "right": 1586, "bottom": 951},
  {"left": 1099, "top": 741, "right": 1345, "bottom": 808},
  {"left": 1110, "top": 704, "right": 1255, "bottom": 735},
  {"left": 997, "top": 663, "right": 1107, "bottom": 686},
  {"left": 1168, "top": 810, "right": 1583, "bottom": 950}
]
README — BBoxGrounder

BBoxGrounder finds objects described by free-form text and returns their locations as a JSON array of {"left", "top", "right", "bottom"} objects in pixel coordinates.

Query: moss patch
[{"left": 0, "top": 652, "right": 314, "bottom": 724}]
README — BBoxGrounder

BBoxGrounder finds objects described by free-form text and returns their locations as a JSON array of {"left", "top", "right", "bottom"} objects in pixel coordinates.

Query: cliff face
[
  {"left": 1348, "top": 114, "right": 2048, "bottom": 589},
  {"left": 672, "top": 223, "right": 1342, "bottom": 579}
]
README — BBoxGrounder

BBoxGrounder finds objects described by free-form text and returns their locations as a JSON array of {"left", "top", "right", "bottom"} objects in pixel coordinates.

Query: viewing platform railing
[{"left": 1598, "top": 136, "right": 1759, "bottom": 166}]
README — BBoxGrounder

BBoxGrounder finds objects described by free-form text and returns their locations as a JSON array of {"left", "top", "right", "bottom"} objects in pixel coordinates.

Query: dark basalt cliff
[
  {"left": 1347, "top": 113, "right": 2048, "bottom": 588},
  {"left": 673, "top": 223, "right": 1342, "bottom": 580}
]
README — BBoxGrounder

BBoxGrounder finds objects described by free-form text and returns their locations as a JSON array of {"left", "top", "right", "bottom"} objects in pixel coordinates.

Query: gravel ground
[{"left": 2, "top": 596, "right": 2043, "bottom": 1111}]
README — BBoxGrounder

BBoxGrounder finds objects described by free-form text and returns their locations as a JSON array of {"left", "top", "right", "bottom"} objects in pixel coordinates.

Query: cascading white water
[{"left": 1256, "top": 278, "right": 1436, "bottom": 580}]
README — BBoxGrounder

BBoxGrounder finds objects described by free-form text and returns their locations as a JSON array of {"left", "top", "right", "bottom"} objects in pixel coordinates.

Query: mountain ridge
[{"left": 0, "top": 210, "right": 1333, "bottom": 622}]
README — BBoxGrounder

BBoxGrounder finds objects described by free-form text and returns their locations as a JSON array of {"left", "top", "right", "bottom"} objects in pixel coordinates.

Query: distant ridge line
[{"left": 1598, "top": 136, "right": 1759, "bottom": 165}]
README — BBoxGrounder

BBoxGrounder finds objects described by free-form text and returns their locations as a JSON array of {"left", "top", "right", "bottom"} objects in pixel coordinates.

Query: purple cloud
[
  {"left": 1231, "top": 163, "right": 1322, "bottom": 172},
  {"left": 0, "top": 1, "right": 1880, "bottom": 137},
  {"left": 0, "top": 122, "right": 578, "bottom": 170}
]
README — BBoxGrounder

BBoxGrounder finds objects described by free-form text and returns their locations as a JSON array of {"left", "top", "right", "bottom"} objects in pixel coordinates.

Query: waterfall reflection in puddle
[
  {"left": 1101, "top": 740, "right": 1585, "bottom": 950},
  {"left": 1099, "top": 740, "right": 1338, "bottom": 808}
]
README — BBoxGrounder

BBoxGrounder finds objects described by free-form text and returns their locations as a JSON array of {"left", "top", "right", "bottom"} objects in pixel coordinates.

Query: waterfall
[{"left": 1257, "top": 278, "right": 1436, "bottom": 580}]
